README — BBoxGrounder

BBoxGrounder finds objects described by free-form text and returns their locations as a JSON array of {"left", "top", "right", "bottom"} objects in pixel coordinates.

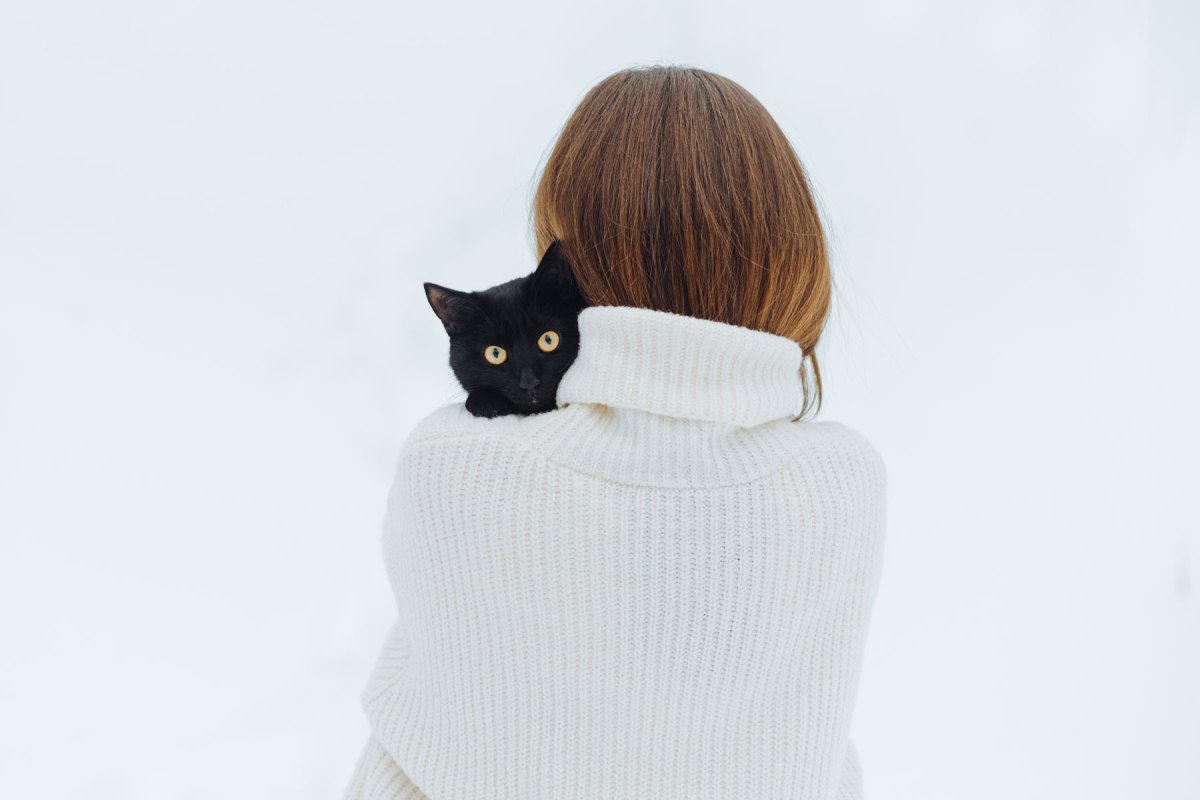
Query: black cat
[{"left": 424, "top": 241, "right": 590, "bottom": 418}]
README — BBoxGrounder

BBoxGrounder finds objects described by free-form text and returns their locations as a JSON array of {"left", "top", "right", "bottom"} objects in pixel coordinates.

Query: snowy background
[{"left": 1, "top": 0, "right": 1197, "bottom": 798}]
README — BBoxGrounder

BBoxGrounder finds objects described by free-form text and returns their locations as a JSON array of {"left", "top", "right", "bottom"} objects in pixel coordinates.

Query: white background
[{"left": 1, "top": 1, "right": 1196, "bottom": 798}]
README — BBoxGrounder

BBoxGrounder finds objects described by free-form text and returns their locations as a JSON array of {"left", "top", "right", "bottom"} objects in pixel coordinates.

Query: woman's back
[{"left": 349, "top": 304, "right": 887, "bottom": 799}]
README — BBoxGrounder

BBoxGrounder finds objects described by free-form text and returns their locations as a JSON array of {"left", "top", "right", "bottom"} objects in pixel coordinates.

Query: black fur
[{"left": 424, "top": 241, "right": 590, "bottom": 418}]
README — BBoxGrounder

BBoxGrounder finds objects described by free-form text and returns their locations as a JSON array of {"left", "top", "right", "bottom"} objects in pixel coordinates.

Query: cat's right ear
[{"left": 424, "top": 282, "right": 480, "bottom": 335}]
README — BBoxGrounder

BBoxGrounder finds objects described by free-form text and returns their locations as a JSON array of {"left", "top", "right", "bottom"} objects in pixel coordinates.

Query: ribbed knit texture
[{"left": 344, "top": 305, "right": 887, "bottom": 800}]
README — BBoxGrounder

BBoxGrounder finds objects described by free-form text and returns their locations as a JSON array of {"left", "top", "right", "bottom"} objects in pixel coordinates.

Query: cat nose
[{"left": 519, "top": 367, "right": 540, "bottom": 391}]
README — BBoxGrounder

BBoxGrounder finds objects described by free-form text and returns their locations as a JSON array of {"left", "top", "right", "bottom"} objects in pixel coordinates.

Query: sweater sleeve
[
  {"left": 342, "top": 416, "right": 444, "bottom": 800},
  {"left": 344, "top": 614, "right": 419, "bottom": 799},
  {"left": 834, "top": 738, "right": 865, "bottom": 800},
  {"left": 825, "top": 423, "right": 885, "bottom": 800},
  {"left": 341, "top": 734, "right": 430, "bottom": 800}
]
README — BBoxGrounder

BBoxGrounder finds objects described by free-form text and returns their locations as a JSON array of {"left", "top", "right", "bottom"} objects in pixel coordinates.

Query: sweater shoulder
[
  {"left": 396, "top": 401, "right": 567, "bottom": 458},
  {"left": 798, "top": 419, "right": 885, "bottom": 471},
  {"left": 384, "top": 401, "right": 537, "bottom": 513},
  {"left": 785, "top": 419, "right": 888, "bottom": 497},
  {"left": 399, "top": 401, "right": 477, "bottom": 449}
]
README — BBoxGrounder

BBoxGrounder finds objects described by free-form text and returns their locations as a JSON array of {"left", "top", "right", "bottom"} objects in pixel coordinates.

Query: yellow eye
[
  {"left": 537, "top": 330, "right": 560, "bottom": 352},
  {"left": 483, "top": 345, "right": 507, "bottom": 365}
]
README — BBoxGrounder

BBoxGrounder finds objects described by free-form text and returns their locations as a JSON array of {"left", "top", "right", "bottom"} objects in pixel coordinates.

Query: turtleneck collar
[{"left": 554, "top": 305, "right": 806, "bottom": 428}]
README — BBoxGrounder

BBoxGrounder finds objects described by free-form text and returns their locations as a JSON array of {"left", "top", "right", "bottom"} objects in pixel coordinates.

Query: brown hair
[{"left": 531, "top": 64, "right": 833, "bottom": 418}]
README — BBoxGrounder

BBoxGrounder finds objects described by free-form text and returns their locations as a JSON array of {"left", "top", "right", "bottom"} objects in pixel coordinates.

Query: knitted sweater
[{"left": 344, "top": 304, "right": 887, "bottom": 800}]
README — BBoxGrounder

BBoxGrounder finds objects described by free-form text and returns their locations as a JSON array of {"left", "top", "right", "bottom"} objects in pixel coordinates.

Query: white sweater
[{"left": 344, "top": 305, "right": 887, "bottom": 800}]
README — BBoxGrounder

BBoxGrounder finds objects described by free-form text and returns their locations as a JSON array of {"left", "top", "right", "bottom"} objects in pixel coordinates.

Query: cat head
[{"left": 424, "top": 241, "right": 590, "bottom": 414}]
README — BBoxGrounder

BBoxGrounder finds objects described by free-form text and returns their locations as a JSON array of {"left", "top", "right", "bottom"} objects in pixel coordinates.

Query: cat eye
[
  {"left": 537, "top": 331, "right": 561, "bottom": 353},
  {"left": 483, "top": 345, "right": 507, "bottom": 365}
]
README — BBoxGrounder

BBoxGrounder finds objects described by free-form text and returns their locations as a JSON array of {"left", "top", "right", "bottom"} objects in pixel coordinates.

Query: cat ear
[
  {"left": 424, "top": 282, "right": 480, "bottom": 335},
  {"left": 531, "top": 239, "right": 580, "bottom": 293},
  {"left": 537, "top": 240, "right": 567, "bottom": 271}
]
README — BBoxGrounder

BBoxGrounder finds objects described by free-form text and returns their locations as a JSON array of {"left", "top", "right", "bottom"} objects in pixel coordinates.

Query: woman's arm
[
  {"left": 835, "top": 738, "right": 865, "bottom": 799},
  {"left": 342, "top": 616, "right": 421, "bottom": 799},
  {"left": 342, "top": 735, "right": 429, "bottom": 800}
]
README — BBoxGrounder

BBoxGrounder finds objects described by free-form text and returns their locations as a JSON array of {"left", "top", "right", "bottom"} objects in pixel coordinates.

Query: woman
[{"left": 343, "top": 65, "right": 886, "bottom": 800}]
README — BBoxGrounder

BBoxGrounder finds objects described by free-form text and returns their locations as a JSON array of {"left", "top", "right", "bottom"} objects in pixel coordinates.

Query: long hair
[{"left": 531, "top": 64, "right": 832, "bottom": 418}]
